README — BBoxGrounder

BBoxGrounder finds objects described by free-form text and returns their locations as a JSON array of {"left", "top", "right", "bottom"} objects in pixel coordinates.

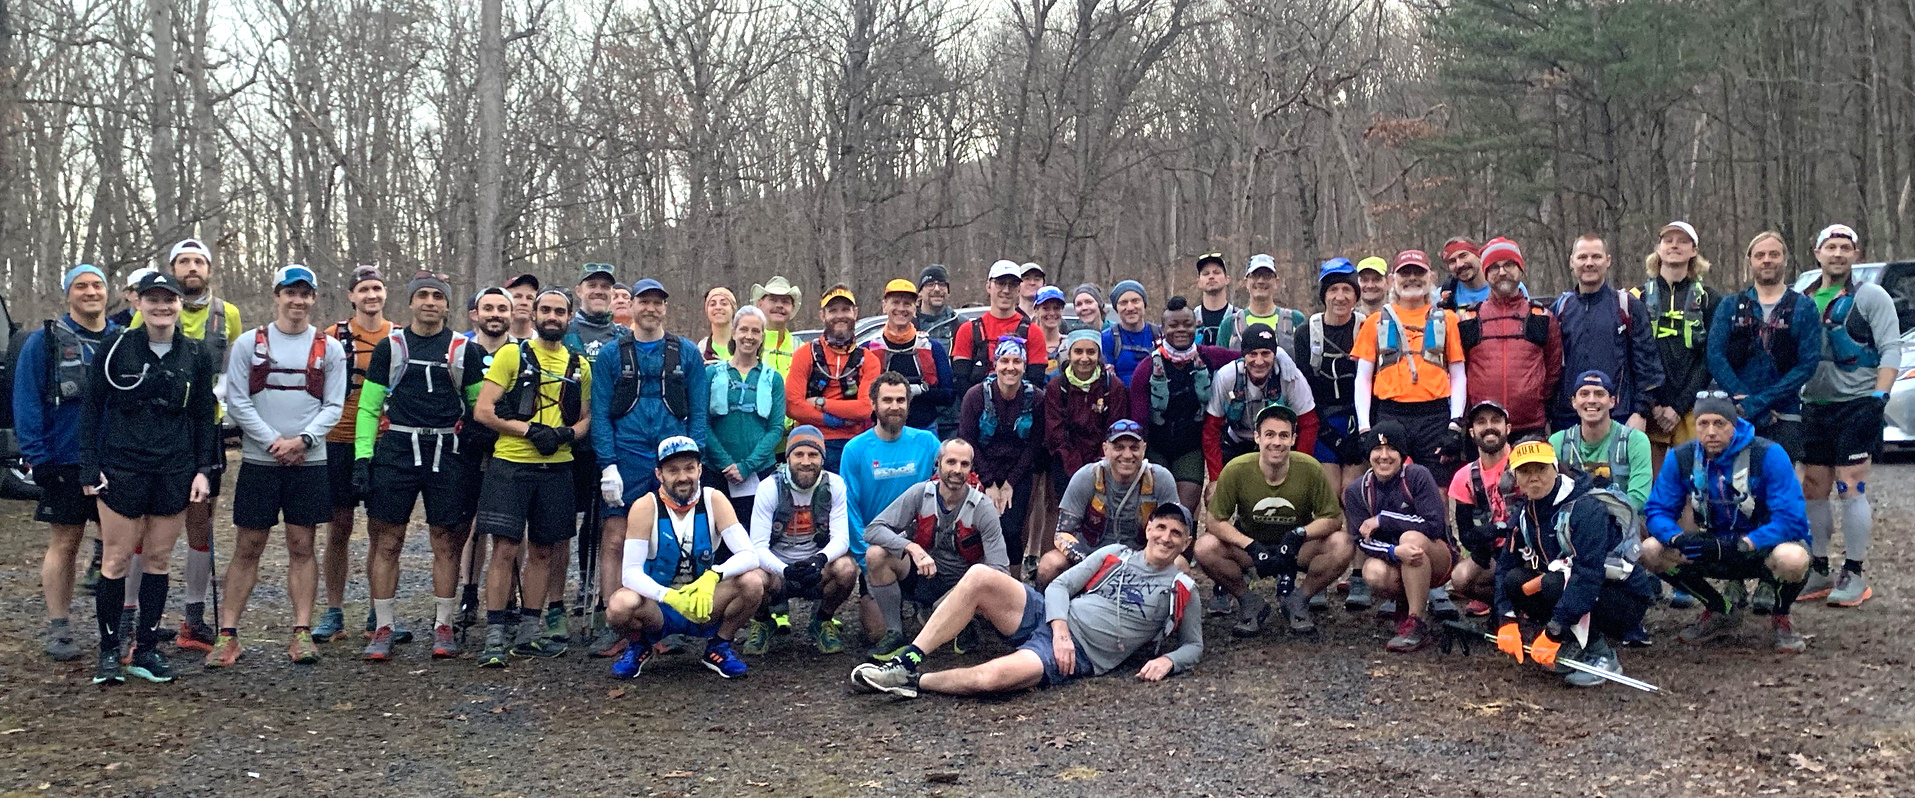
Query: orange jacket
[{"left": 785, "top": 339, "right": 877, "bottom": 440}]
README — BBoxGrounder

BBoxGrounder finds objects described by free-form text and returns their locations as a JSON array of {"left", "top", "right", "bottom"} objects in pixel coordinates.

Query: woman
[
  {"left": 81, "top": 272, "right": 219, "bottom": 685},
  {"left": 959, "top": 337, "right": 1042, "bottom": 578},
  {"left": 1064, "top": 283, "right": 1106, "bottom": 335},
  {"left": 698, "top": 286, "right": 737, "bottom": 363},
  {"left": 1033, "top": 285, "right": 1068, "bottom": 376},
  {"left": 703, "top": 305, "right": 786, "bottom": 520},
  {"left": 1299, "top": 259, "right": 1366, "bottom": 493}
]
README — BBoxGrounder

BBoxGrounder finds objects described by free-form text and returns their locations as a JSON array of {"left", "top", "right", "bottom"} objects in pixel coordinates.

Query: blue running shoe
[
  {"left": 702, "top": 639, "right": 748, "bottom": 679},
  {"left": 610, "top": 638, "right": 652, "bottom": 679}
]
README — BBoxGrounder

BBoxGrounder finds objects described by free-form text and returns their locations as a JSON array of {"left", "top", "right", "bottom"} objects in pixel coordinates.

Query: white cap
[
  {"left": 123, "top": 266, "right": 157, "bottom": 290},
  {"left": 1815, "top": 224, "right": 1859, "bottom": 250},
  {"left": 1246, "top": 253, "right": 1278, "bottom": 277},
  {"left": 1658, "top": 221, "right": 1698, "bottom": 246},
  {"left": 988, "top": 259, "right": 1022, "bottom": 280},
  {"left": 1019, "top": 261, "right": 1045, "bottom": 277},
  {"left": 168, "top": 238, "right": 211, "bottom": 266}
]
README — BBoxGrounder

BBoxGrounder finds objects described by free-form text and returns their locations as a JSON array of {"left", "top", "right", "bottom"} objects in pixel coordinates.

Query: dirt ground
[{"left": 2, "top": 456, "right": 1912, "bottom": 797}]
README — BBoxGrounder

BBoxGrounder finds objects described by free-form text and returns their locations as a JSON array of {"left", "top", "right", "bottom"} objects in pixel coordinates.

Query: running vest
[
  {"left": 385, "top": 328, "right": 470, "bottom": 395},
  {"left": 1514, "top": 484, "right": 1639, "bottom": 582},
  {"left": 1081, "top": 464, "right": 1155, "bottom": 547},
  {"left": 246, "top": 326, "right": 328, "bottom": 400},
  {"left": 1456, "top": 300, "right": 1551, "bottom": 351},
  {"left": 1198, "top": 303, "right": 1237, "bottom": 347},
  {"left": 1466, "top": 460, "right": 1514, "bottom": 531},
  {"left": 868, "top": 332, "right": 940, "bottom": 388},
  {"left": 333, "top": 320, "right": 368, "bottom": 385},
  {"left": 187, "top": 296, "right": 232, "bottom": 370},
  {"left": 1146, "top": 350, "right": 1212, "bottom": 427},
  {"left": 1674, "top": 438, "right": 1772, "bottom": 532},
  {"left": 40, "top": 320, "right": 92, "bottom": 406},
  {"left": 609, "top": 336, "right": 691, "bottom": 421},
  {"left": 1222, "top": 362, "right": 1287, "bottom": 433},
  {"left": 1306, "top": 311, "right": 1366, "bottom": 375},
  {"left": 1084, "top": 552, "right": 1192, "bottom": 637},
  {"left": 1228, "top": 307, "right": 1298, "bottom": 348},
  {"left": 769, "top": 467, "right": 831, "bottom": 546},
  {"left": 1723, "top": 289, "right": 1801, "bottom": 375},
  {"left": 804, "top": 339, "right": 865, "bottom": 400},
  {"left": 709, "top": 361, "right": 777, "bottom": 419},
  {"left": 908, "top": 485, "right": 987, "bottom": 565},
  {"left": 1638, "top": 278, "right": 1709, "bottom": 349},
  {"left": 1819, "top": 283, "right": 1880, "bottom": 370},
  {"left": 978, "top": 380, "right": 1037, "bottom": 439},
  {"left": 1559, "top": 426, "right": 1631, "bottom": 490},
  {"left": 645, "top": 490, "right": 715, "bottom": 587},
  {"left": 1373, "top": 305, "right": 1449, "bottom": 382},
  {"left": 495, "top": 339, "right": 582, "bottom": 425},
  {"left": 968, "top": 314, "right": 1033, "bottom": 365},
  {"left": 1551, "top": 288, "right": 1634, "bottom": 332}
]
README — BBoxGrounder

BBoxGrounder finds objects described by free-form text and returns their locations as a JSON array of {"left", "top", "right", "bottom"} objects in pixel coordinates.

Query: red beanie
[{"left": 1478, "top": 237, "right": 1523, "bottom": 270}]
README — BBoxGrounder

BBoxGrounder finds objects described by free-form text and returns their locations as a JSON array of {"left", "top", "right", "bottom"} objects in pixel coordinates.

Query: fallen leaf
[
  {"left": 1057, "top": 767, "right": 1100, "bottom": 782},
  {"left": 661, "top": 770, "right": 695, "bottom": 778},
  {"left": 606, "top": 687, "right": 627, "bottom": 699},
  {"left": 1788, "top": 753, "right": 1825, "bottom": 773}
]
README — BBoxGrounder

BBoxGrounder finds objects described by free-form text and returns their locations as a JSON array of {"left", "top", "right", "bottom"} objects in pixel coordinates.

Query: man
[
  {"left": 1219, "top": 254, "right": 1308, "bottom": 363},
  {"left": 354, "top": 271, "right": 489, "bottom": 660},
  {"left": 315, "top": 264, "right": 391, "bottom": 643},
  {"left": 953, "top": 260, "right": 1047, "bottom": 389},
  {"left": 1552, "top": 234, "right": 1663, "bottom": 432},
  {"left": 206, "top": 265, "right": 348, "bottom": 668},
  {"left": 1438, "top": 237, "right": 1489, "bottom": 309},
  {"left": 1706, "top": 231, "right": 1822, "bottom": 461},
  {"left": 453, "top": 288, "right": 517, "bottom": 636},
  {"left": 1204, "top": 322, "right": 1317, "bottom": 480},
  {"left": 1194, "top": 405, "right": 1349, "bottom": 637},
  {"left": 1642, "top": 393, "right": 1811, "bottom": 652},
  {"left": 751, "top": 275, "right": 802, "bottom": 376},
  {"left": 155, "top": 237, "right": 242, "bottom": 653},
  {"left": 505, "top": 272, "right": 540, "bottom": 341},
  {"left": 1102, "top": 280, "right": 1157, "bottom": 384},
  {"left": 108, "top": 267, "right": 152, "bottom": 328},
  {"left": 868, "top": 279, "right": 954, "bottom": 430},
  {"left": 1353, "top": 250, "right": 1469, "bottom": 489},
  {"left": 1457, "top": 238, "right": 1561, "bottom": 440},
  {"left": 841, "top": 373, "right": 941, "bottom": 557},
  {"left": 16, "top": 264, "right": 119, "bottom": 661},
  {"left": 786, "top": 284, "right": 875, "bottom": 472},
  {"left": 1635, "top": 221, "right": 1720, "bottom": 474},
  {"left": 1035, "top": 420, "right": 1180, "bottom": 587},
  {"left": 1128, "top": 297, "right": 1235, "bottom": 509},
  {"left": 1355, "top": 256, "right": 1389, "bottom": 316},
  {"left": 1194, "top": 252, "right": 1236, "bottom": 347},
  {"left": 851, "top": 503, "right": 1202, "bottom": 698},
  {"left": 561, "top": 263, "right": 633, "bottom": 648},
  {"left": 473, "top": 289, "right": 594, "bottom": 667},
  {"left": 1342, "top": 421, "right": 1453, "bottom": 652},
  {"left": 604, "top": 437, "right": 761, "bottom": 680},
  {"left": 748, "top": 426, "right": 858, "bottom": 655},
  {"left": 610, "top": 283, "right": 634, "bottom": 327},
  {"left": 563, "top": 263, "right": 631, "bottom": 359},
  {"left": 1547, "top": 371, "right": 1654, "bottom": 512},
  {"left": 1018, "top": 262, "right": 1047, "bottom": 317},
  {"left": 589, "top": 278, "right": 711, "bottom": 655},
  {"left": 1449, "top": 401, "right": 1514, "bottom": 618},
  {"left": 1797, "top": 224, "right": 1900, "bottom": 608},
  {"left": 1493, "top": 440, "right": 1657, "bottom": 687},
  {"left": 862, "top": 438, "right": 1008, "bottom": 659},
  {"left": 914, "top": 264, "right": 963, "bottom": 437}
]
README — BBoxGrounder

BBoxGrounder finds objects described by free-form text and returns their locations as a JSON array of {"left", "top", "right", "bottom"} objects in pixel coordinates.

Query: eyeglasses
[{"left": 1484, "top": 261, "right": 1522, "bottom": 272}]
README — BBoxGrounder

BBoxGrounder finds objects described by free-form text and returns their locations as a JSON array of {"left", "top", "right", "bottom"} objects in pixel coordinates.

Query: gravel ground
[{"left": 2, "top": 456, "right": 1912, "bottom": 797}]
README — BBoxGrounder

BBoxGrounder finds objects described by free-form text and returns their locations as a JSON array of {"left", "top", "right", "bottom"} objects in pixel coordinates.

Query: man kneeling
[
  {"left": 850, "top": 503, "right": 1203, "bottom": 698},
  {"left": 605, "top": 437, "right": 764, "bottom": 679}
]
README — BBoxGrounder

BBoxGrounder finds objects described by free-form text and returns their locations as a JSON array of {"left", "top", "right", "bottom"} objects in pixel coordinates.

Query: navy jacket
[{"left": 1553, "top": 285, "right": 1664, "bottom": 428}]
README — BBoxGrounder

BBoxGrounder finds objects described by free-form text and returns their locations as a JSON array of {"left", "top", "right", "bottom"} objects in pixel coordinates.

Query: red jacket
[
  {"left": 785, "top": 339, "right": 876, "bottom": 441},
  {"left": 1042, "top": 366, "right": 1130, "bottom": 478},
  {"left": 1460, "top": 292, "right": 1562, "bottom": 433}
]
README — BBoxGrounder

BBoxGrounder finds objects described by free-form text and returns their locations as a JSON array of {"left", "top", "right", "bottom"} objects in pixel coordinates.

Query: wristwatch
[{"left": 299, "top": 432, "right": 318, "bottom": 450}]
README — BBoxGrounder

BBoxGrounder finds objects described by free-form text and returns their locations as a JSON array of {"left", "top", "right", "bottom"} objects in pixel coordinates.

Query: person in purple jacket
[
  {"left": 1128, "top": 296, "right": 1235, "bottom": 509},
  {"left": 1341, "top": 420, "right": 1454, "bottom": 654}
]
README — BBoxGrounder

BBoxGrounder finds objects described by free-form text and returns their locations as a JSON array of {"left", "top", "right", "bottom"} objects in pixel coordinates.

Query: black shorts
[
  {"left": 456, "top": 449, "right": 494, "bottom": 523},
  {"left": 99, "top": 468, "right": 194, "bottom": 519},
  {"left": 475, "top": 459, "right": 577, "bottom": 546},
  {"left": 233, "top": 463, "right": 331, "bottom": 530},
  {"left": 33, "top": 464, "right": 99, "bottom": 527},
  {"left": 900, "top": 570, "right": 961, "bottom": 607},
  {"left": 1802, "top": 398, "right": 1882, "bottom": 466},
  {"left": 365, "top": 437, "right": 472, "bottom": 528},
  {"left": 1697, "top": 545, "right": 1798, "bottom": 582},
  {"left": 1755, "top": 417, "right": 1805, "bottom": 463},
  {"left": 326, "top": 441, "right": 358, "bottom": 509}
]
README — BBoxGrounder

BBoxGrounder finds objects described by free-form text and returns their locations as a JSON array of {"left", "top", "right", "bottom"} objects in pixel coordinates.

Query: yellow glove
[
  {"left": 679, "top": 570, "right": 722, "bottom": 620},
  {"left": 662, "top": 588, "right": 711, "bottom": 624}
]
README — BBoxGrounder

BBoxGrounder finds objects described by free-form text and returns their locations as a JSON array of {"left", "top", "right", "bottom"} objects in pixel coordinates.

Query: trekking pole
[
  {"left": 576, "top": 499, "right": 602, "bottom": 623},
  {"left": 207, "top": 533, "right": 221, "bottom": 633},
  {"left": 1439, "top": 621, "right": 1663, "bottom": 694}
]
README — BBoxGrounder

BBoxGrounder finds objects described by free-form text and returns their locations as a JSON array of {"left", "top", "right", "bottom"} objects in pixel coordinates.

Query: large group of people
[{"left": 19, "top": 220, "right": 1891, "bottom": 696}]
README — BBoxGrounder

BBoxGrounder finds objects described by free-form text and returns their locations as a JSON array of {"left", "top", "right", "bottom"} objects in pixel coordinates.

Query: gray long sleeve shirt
[
  {"left": 1802, "top": 281, "right": 1902, "bottom": 402},
  {"left": 861, "top": 481, "right": 1008, "bottom": 580},
  {"left": 1044, "top": 544, "right": 1204, "bottom": 675},
  {"left": 224, "top": 323, "right": 348, "bottom": 466}
]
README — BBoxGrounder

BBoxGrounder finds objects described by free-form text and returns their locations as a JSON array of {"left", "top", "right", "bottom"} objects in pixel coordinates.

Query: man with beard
[
  {"left": 1128, "top": 297, "right": 1235, "bottom": 510},
  {"left": 1033, "top": 420, "right": 1179, "bottom": 588},
  {"left": 1355, "top": 257, "right": 1390, "bottom": 316},
  {"left": 786, "top": 285, "right": 874, "bottom": 472},
  {"left": 1457, "top": 239, "right": 1561, "bottom": 441},
  {"left": 1634, "top": 222, "right": 1720, "bottom": 475},
  {"left": 748, "top": 426, "right": 857, "bottom": 655},
  {"left": 354, "top": 271, "right": 490, "bottom": 661},
  {"left": 1551, "top": 235, "right": 1663, "bottom": 432},
  {"left": 841, "top": 374, "right": 940, "bottom": 561},
  {"left": 315, "top": 265, "right": 392, "bottom": 643},
  {"left": 1449, "top": 401, "right": 1515, "bottom": 617},
  {"left": 1342, "top": 421, "right": 1453, "bottom": 652},
  {"left": 448, "top": 287, "right": 516, "bottom": 651},
  {"left": 474, "top": 289, "right": 594, "bottom": 667},
  {"left": 1438, "top": 237, "right": 1492, "bottom": 310},
  {"left": 1204, "top": 322, "right": 1318, "bottom": 479},
  {"left": 605, "top": 437, "right": 761, "bottom": 680},
  {"left": 505, "top": 273, "right": 540, "bottom": 341},
  {"left": 862, "top": 438, "right": 1009, "bottom": 660},
  {"left": 914, "top": 265, "right": 963, "bottom": 437},
  {"left": 1194, "top": 405, "right": 1348, "bottom": 637},
  {"left": 1707, "top": 231, "right": 1822, "bottom": 463},
  {"left": 751, "top": 276, "right": 802, "bottom": 376},
  {"left": 1219, "top": 254, "right": 1307, "bottom": 364},
  {"left": 1354, "top": 250, "right": 1470, "bottom": 490},
  {"left": 590, "top": 279, "right": 711, "bottom": 656},
  {"left": 868, "top": 279, "right": 953, "bottom": 431}
]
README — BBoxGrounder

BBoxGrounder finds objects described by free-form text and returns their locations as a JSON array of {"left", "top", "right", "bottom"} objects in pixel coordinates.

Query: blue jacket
[
  {"left": 1552, "top": 285, "right": 1664, "bottom": 428},
  {"left": 13, "top": 315, "right": 118, "bottom": 467},
  {"left": 1705, "top": 287, "right": 1823, "bottom": 421},
  {"left": 590, "top": 335, "right": 710, "bottom": 483},
  {"left": 1645, "top": 416, "right": 1809, "bottom": 550}
]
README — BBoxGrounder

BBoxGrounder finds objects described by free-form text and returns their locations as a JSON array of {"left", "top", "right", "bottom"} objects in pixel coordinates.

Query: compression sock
[
  {"left": 124, "top": 554, "right": 143, "bottom": 610},
  {"left": 1772, "top": 578, "right": 1803, "bottom": 617},
  {"left": 1843, "top": 559, "right": 1865, "bottom": 575},
  {"left": 435, "top": 596, "right": 458, "bottom": 628},
  {"left": 1840, "top": 482, "right": 1872, "bottom": 563},
  {"left": 372, "top": 597, "right": 396, "bottom": 630},
  {"left": 95, "top": 577, "right": 126, "bottom": 653},
  {"left": 1804, "top": 499, "right": 1832, "bottom": 558},
  {"left": 1672, "top": 569, "right": 1730, "bottom": 614},
  {"left": 136, "top": 574, "right": 169, "bottom": 653},
  {"left": 486, "top": 609, "right": 512, "bottom": 626},
  {"left": 460, "top": 582, "right": 479, "bottom": 607},
  {"left": 184, "top": 544, "right": 212, "bottom": 606},
  {"left": 871, "top": 581, "right": 905, "bottom": 635}
]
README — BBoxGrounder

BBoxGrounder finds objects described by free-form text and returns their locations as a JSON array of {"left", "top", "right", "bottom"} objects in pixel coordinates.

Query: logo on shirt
[
  {"left": 1251, "top": 496, "right": 1299, "bottom": 527},
  {"left": 871, "top": 461, "right": 920, "bottom": 481}
]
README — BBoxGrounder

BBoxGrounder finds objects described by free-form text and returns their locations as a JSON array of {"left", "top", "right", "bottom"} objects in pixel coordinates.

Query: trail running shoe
[
  {"left": 1428, "top": 588, "right": 1460, "bottom": 621},
  {"left": 1385, "top": 615, "right": 1433, "bottom": 653},
  {"left": 312, "top": 607, "right": 347, "bottom": 642},
  {"left": 175, "top": 618, "right": 217, "bottom": 653},
  {"left": 1464, "top": 599, "right": 1492, "bottom": 618},
  {"left": 588, "top": 623, "right": 626, "bottom": 658},
  {"left": 1230, "top": 592, "right": 1272, "bottom": 638},
  {"left": 364, "top": 607, "right": 413, "bottom": 644},
  {"left": 288, "top": 630, "right": 320, "bottom": 664},
  {"left": 809, "top": 617, "right": 845, "bottom": 654},
  {"left": 1563, "top": 639, "right": 1620, "bottom": 688},
  {"left": 203, "top": 633, "right": 241, "bottom": 668},
  {"left": 952, "top": 622, "right": 979, "bottom": 655},
  {"left": 1722, "top": 579, "right": 1749, "bottom": 609},
  {"left": 742, "top": 619, "right": 773, "bottom": 655},
  {"left": 43, "top": 620, "right": 81, "bottom": 662},
  {"left": 93, "top": 649, "right": 124, "bottom": 685},
  {"left": 609, "top": 638, "right": 652, "bottom": 679},
  {"left": 432, "top": 624, "right": 461, "bottom": 658},
  {"left": 1208, "top": 584, "right": 1237, "bottom": 616},
  {"left": 771, "top": 602, "right": 792, "bottom": 633},
  {"left": 1621, "top": 625, "right": 1653, "bottom": 648},
  {"left": 1751, "top": 581, "right": 1778, "bottom": 616},
  {"left": 1798, "top": 568, "right": 1835, "bottom": 602},
  {"left": 1344, "top": 574, "right": 1372, "bottom": 610},
  {"left": 1375, "top": 600, "right": 1398, "bottom": 619},
  {"left": 1678, "top": 609, "right": 1740, "bottom": 644},
  {"left": 542, "top": 605, "right": 570, "bottom": 644},
  {"left": 850, "top": 661, "right": 919, "bottom": 698},
  {"left": 1827, "top": 571, "right": 1872, "bottom": 608},
  {"left": 477, "top": 625, "right": 509, "bottom": 668},
  {"left": 512, "top": 620, "right": 567, "bottom": 658},
  {"left": 1772, "top": 616, "right": 1806, "bottom": 654},
  {"left": 1282, "top": 589, "right": 1316, "bottom": 635},
  {"left": 363, "top": 626, "right": 396, "bottom": 661},
  {"left": 867, "top": 630, "right": 909, "bottom": 662},
  {"left": 1667, "top": 588, "right": 1696, "bottom": 610},
  {"left": 126, "top": 649, "right": 176, "bottom": 683},
  {"left": 1308, "top": 590, "right": 1330, "bottom": 611},
  {"left": 702, "top": 640, "right": 748, "bottom": 679}
]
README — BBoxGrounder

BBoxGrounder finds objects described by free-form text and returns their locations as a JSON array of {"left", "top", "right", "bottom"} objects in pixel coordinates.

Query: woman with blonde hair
[{"left": 1635, "top": 221, "right": 1720, "bottom": 475}]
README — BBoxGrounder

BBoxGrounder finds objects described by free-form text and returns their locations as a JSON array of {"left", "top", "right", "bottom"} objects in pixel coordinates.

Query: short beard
[{"left": 536, "top": 324, "right": 566, "bottom": 342}]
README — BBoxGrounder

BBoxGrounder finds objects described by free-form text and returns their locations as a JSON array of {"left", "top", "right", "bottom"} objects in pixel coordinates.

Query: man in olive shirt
[{"left": 1194, "top": 404, "right": 1348, "bottom": 637}]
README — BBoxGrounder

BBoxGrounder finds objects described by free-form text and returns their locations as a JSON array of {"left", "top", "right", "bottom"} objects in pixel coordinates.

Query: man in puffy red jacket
[{"left": 1457, "top": 238, "right": 1561, "bottom": 441}]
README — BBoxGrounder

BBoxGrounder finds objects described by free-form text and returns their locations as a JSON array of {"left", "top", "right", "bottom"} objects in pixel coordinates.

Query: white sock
[
  {"left": 373, "top": 597, "right": 396, "bottom": 630},
  {"left": 124, "top": 559, "right": 143, "bottom": 610},
  {"left": 1841, "top": 484, "right": 1872, "bottom": 563},
  {"left": 183, "top": 546, "right": 212, "bottom": 604},
  {"left": 435, "top": 596, "right": 457, "bottom": 627},
  {"left": 1804, "top": 499, "right": 1832, "bottom": 558}
]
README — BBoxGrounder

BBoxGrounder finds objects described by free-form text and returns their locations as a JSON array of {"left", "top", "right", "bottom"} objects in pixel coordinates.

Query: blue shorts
[
  {"left": 605, "top": 457, "right": 661, "bottom": 518},
  {"left": 1016, "top": 624, "right": 1095, "bottom": 686},
  {"left": 1314, "top": 407, "right": 1358, "bottom": 464},
  {"left": 658, "top": 604, "right": 720, "bottom": 639},
  {"left": 1004, "top": 584, "right": 1047, "bottom": 646}
]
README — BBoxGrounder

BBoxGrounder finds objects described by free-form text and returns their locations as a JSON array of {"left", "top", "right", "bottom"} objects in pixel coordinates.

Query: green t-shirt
[
  {"left": 1209, "top": 451, "right": 1341, "bottom": 543},
  {"left": 1812, "top": 283, "right": 1842, "bottom": 313},
  {"left": 1547, "top": 423, "right": 1653, "bottom": 511}
]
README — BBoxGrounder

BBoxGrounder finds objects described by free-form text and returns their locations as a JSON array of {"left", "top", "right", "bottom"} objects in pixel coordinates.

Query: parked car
[
  {"left": 1799, "top": 261, "right": 1915, "bottom": 453},
  {"left": 793, "top": 306, "right": 990, "bottom": 348}
]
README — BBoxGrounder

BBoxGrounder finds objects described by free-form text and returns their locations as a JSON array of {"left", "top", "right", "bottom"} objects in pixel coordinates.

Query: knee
[
  {"left": 826, "top": 556, "right": 858, "bottom": 583},
  {"left": 1770, "top": 543, "right": 1811, "bottom": 582},
  {"left": 285, "top": 534, "right": 316, "bottom": 562},
  {"left": 732, "top": 569, "right": 767, "bottom": 602},
  {"left": 234, "top": 531, "right": 270, "bottom": 560},
  {"left": 1193, "top": 533, "right": 1226, "bottom": 561},
  {"left": 866, "top": 546, "right": 893, "bottom": 569},
  {"left": 606, "top": 589, "right": 642, "bottom": 620}
]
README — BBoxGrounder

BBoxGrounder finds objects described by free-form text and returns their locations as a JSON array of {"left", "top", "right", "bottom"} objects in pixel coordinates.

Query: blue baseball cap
[
  {"left": 1106, "top": 419, "right": 1145, "bottom": 442},
  {"left": 657, "top": 435, "right": 701, "bottom": 464},
  {"left": 1574, "top": 370, "right": 1614, "bottom": 395},
  {"left": 631, "top": 278, "right": 668, "bottom": 299},
  {"left": 1035, "top": 285, "right": 1066, "bottom": 307},
  {"left": 274, "top": 264, "right": 318, "bottom": 290}
]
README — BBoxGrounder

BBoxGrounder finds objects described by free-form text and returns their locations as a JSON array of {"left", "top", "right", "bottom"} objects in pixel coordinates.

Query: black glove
[
  {"left": 1438, "top": 426, "right": 1469, "bottom": 464},
  {"left": 554, "top": 425, "right": 576, "bottom": 445},
  {"left": 1246, "top": 531, "right": 1304, "bottom": 579},
  {"left": 1271, "top": 528, "right": 1309, "bottom": 572},
  {"left": 783, "top": 553, "right": 827, "bottom": 591},
  {"left": 1674, "top": 531, "right": 1730, "bottom": 564},
  {"left": 351, "top": 458, "right": 371, "bottom": 499},
  {"left": 525, "top": 423, "right": 562, "bottom": 456},
  {"left": 1065, "top": 541, "right": 1094, "bottom": 563}
]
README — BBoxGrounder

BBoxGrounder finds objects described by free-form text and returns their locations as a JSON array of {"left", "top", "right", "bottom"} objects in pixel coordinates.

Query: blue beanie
[{"left": 1109, "top": 280, "right": 1147, "bottom": 307}]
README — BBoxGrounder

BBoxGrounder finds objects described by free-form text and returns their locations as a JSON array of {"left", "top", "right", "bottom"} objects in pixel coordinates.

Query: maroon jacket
[
  {"left": 1042, "top": 366, "right": 1130, "bottom": 478},
  {"left": 959, "top": 380, "right": 1042, "bottom": 487},
  {"left": 1460, "top": 291, "right": 1563, "bottom": 433}
]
